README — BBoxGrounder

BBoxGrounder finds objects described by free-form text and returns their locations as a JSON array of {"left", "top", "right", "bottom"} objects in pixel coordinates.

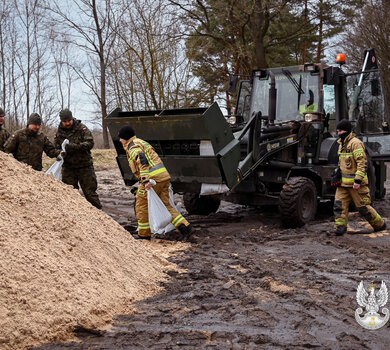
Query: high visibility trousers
[
  {"left": 135, "top": 179, "right": 190, "bottom": 237},
  {"left": 333, "top": 185, "right": 384, "bottom": 230}
]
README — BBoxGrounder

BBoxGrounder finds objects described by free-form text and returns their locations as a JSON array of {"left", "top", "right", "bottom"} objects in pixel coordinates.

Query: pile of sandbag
[{"left": 0, "top": 151, "right": 169, "bottom": 350}]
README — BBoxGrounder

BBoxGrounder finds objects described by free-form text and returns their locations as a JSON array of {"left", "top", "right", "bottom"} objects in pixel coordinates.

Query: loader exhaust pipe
[{"left": 268, "top": 71, "right": 277, "bottom": 126}]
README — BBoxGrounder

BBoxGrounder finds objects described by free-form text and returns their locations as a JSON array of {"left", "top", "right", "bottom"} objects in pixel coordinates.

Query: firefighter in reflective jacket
[
  {"left": 333, "top": 119, "right": 386, "bottom": 236},
  {"left": 118, "top": 126, "right": 194, "bottom": 240}
]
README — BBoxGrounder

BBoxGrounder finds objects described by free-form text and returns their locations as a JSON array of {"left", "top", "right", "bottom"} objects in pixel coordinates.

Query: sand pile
[{"left": 0, "top": 152, "right": 169, "bottom": 350}]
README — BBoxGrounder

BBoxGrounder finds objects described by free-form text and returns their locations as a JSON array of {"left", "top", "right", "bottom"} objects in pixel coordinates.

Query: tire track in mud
[{"left": 35, "top": 170, "right": 390, "bottom": 349}]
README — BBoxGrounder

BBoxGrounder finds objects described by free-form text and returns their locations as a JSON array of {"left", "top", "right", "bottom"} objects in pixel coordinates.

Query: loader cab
[
  {"left": 345, "top": 66, "right": 390, "bottom": 162},
  {"left": 235, "top": 80, "right": 251, "bottom": 123},
  {"left": 250, "top": 67, "right": 324, "bottom": 121},
  {"left": 346, "top": 70, "right": 390, "bottom": 135}
]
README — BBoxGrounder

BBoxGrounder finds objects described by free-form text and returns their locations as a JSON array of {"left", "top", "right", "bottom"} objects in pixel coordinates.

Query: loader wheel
[
  {"left": 279, "top": 177, "right": 317, "bottom": 228},
  {"left": 183, "top": 193, "right": 221, "bottom": 215}
]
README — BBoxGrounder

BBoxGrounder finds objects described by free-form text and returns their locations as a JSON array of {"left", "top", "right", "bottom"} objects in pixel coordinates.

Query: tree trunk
[
  {"left": 92, "top": 0, "right": 109, "bottom": 148},
  {"left": 253, "top": 0, "right": 268, "bottom": 69},
  {"left": 316, "top": 0, "right": 323, "bottom": 63},
  {"left": 301, "top": 0, "right": 308, "bottom": 64}
]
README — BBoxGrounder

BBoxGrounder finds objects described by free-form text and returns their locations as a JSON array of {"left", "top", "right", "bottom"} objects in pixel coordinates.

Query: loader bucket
[{"left": 106, "top": 102, "right": 240, "bottom": 191}]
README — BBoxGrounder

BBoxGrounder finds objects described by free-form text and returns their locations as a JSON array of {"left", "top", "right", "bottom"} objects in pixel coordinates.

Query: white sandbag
[
  {"left": 147, "top": 187, "right": 172, "bottom": 234},
  {"left": 200, "top": 183, "right": 229, "bottom": 195},
  {"left": 45, "top": 159, "right": 63, "bottom": 180},
  {"left": 45, "top": 139, "right": 69, "bottom": 180}
]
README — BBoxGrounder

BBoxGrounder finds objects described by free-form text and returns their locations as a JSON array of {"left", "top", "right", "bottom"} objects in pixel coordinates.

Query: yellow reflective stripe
[
  {"left": 339, "top": 153, "right": 353, "bottom": 157},
  {"left": 140, "top": 170, "right": 149, "bottom": 174},
  {"left": 145, "top": 150, "right": 156, "bottom": 167},
  {"left": 353, "top": 148, "right": 364, "bottom": 154},
  {"left": 172, "top": 215, "right": 185, "bottom": 227},
  {"left": 137, "top": 189, "right": 145, "bottom": 195},
  {"left": 356, "top": 171, "right": 366, "bottom": 177},
  {"left": 130, "top": 148, "right": 142, "bottom": 160},
  {"left": 140, "top": 140, "right": 151, "bottom": 148},
  {"left": 138, "top": 141, "right": 155, "bottom": 166},
  {"left": 138, "top": 222, "right": 150, "bottom": 228},
  {"left": 342, "top": 176, "right": 367, "bottom": 183},
  {"left": 149, "top": 167, "right": 168, "bottom": 177},
  {"left": 372, "top": 214, "right": 382, "bottom": 224},
  {"left": 130, "top": 147, "right": 142, "bottom": 154},
  {"left": 335, "top": 219, "right": 348, "bottom": 226},
  {"left": 355, "top": 175, "right": 369, "bottom": 181}
]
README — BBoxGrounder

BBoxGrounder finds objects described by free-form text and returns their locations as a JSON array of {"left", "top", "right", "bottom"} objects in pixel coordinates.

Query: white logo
[{"left": 355, "top": 281, "right": 389, "bottom": 330}]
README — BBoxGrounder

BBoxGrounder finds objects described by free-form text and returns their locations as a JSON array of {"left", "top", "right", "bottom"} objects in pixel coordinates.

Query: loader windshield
[
  {"left": 346, "top": 70, "right": 389, "bottom": 135},
  {"left": 250, "top": 70, "right": 320, "bottom": 122}
]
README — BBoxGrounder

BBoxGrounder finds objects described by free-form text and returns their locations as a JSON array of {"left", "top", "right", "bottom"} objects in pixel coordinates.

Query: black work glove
[
  {"left": 56, "top": 154, "right": 62, "bottom": 161},
  {"left": 130, "top": 187, "right": 138, "bottom": 195},
  {"left": 331, "top": 167, "right": 341, "bottom": 187}
]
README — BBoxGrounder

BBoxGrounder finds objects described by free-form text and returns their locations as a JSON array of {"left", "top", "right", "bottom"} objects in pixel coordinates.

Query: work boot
[
  {"left": 177, "top": 224, "right": 195, "bottom": 241},
  {"left": 332, "top": 226, "right": 347, "bottom": 236},
  {"left": 374, "top": 222, "right": 387, "bottom": 232},
  {"left": 132, "top": 234, "right": 151, "bottom": 241}
]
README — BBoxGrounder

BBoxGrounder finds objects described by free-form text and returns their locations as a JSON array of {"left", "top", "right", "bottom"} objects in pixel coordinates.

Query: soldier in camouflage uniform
[
  {"left": 4, "top": 113, "right": 60, "bottom": 171},
  {"left": 0, "top": 107, "right": 10, "bottom": 151},
  {"left": 55, "top": 109, "right": 102, "bottom": 209}
]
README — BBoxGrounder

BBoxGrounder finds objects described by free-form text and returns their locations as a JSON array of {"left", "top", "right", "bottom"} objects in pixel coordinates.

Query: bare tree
[
  {"left": 341, "top": 0, "right": 390, "bottom": 105},
  {"left": 108, "top": 0, "right": 195, "bottom": 112},
  {"left": 48, "top": 0, "right": 121, "bottom": 148}
]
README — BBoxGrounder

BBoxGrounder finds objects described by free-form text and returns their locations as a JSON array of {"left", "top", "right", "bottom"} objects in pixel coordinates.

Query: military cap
[
  {"left": 27, "top": 113, "right": 42, "bottom": 125},
  {"left": 60, "top": 109, "right": 73, "bottom": 122}
]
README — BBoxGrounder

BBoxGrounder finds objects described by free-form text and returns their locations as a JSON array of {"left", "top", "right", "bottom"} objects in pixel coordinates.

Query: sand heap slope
[{"left": 0, "top": 152, "right": 168, "bottom": 350}]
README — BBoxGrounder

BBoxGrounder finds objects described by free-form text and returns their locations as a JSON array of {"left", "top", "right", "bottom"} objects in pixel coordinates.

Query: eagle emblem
[{"left": 355, "top": 280, "right": 389, "bottom": 330}]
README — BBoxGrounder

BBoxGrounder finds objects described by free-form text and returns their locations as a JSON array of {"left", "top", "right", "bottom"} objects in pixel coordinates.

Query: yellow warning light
[{"left": 337, "top": 54, "right": 346, "bottom": 65}]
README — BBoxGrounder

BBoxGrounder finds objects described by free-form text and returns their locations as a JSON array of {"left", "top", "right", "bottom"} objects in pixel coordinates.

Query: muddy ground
[{"left": 35, "top": 168, "right": 390, "bottom": 350}]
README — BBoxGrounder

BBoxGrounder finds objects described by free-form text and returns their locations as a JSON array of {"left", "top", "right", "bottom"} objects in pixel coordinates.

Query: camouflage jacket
[
  {"left": 4, "top": 127, "right": 59, "bottom": 171},
  {"left": 55, "top": 119, "right": 94, "bottom": 169},
  {"left": 0, "top": 125, "right": 10, "bottom": 151}
]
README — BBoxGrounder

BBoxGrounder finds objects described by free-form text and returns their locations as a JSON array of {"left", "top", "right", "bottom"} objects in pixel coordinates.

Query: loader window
[
  {"left": 235, "top": 81, "right": 251, "bottom": 122},
  {"left": 347, "top": 71, "right": 389, "bottom": 134},
  {"left": 323, "top": 85, "right": 336, "bottom": 134},
  {"left": 250, "top": 71, "right": 320, "bottom": 122}
]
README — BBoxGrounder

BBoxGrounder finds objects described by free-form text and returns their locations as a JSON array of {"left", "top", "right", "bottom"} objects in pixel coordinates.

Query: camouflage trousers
[
  {"left": 333, "top": 185, "right": 384, "bottom": 230},
  {"left": 136, "top": 179, "right": 190, "bottom": 237},
  {"left": 62, "top": 165, "right": 102, "bottom": 209}
]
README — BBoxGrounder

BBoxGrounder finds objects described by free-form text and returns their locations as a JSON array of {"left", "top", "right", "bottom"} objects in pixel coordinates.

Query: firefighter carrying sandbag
[{"left": 118, "top": 126, "right": 194, "bottom": 241}]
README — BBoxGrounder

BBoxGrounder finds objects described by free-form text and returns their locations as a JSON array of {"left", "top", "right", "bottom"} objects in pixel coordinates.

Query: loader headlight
[
  {"left": 304, "top": 113, "right": 319, "bottom": 122},
  {"left": 227, "top": 116, "right": 236, "bottom": 125}
]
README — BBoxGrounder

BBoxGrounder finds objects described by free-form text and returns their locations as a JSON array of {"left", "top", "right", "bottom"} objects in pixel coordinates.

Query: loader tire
[
  {"left": 183, "top": 193, "right": 220, "bottom": 215},
  {"left": 279, "top": 177, "right": 317, "bottom": 228}
]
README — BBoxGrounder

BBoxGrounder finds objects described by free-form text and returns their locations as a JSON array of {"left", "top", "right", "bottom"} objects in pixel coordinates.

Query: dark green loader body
[{"left": 107, "top": 48, "right": 390, "bottom": 227}]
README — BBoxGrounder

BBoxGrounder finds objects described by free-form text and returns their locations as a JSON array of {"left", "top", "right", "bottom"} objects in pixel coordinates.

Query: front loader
[{"left": 107, "top": 48, "right": 390, "bottom": 227}]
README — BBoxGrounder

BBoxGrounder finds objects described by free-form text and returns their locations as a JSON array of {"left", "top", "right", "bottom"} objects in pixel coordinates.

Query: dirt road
[{"left": 35, "top": 168, "right": 390, "bottom": 349}]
